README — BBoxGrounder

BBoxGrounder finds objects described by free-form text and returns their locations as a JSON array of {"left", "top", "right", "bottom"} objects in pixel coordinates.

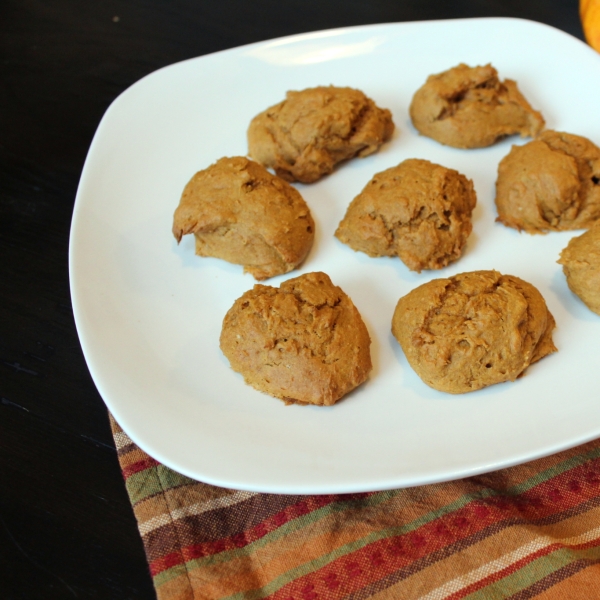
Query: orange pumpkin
[{"left": 581, "top": 0, "right": 600, "bottom": 52}]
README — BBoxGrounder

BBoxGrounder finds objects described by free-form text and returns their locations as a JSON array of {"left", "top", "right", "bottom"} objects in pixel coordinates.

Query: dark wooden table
[{"left": 0, "top": 1, "right": 586, "bottom": 598}]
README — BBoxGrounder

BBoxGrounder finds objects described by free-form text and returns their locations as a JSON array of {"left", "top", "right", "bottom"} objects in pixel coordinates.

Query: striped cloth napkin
[{"left": 111, "top": 415, "right": 600, "bottom": 599}]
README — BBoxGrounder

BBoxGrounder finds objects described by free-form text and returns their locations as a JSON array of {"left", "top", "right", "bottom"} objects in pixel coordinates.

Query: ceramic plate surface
[{"left": 69, "top": 17, "right": 600, "bottom": 493}]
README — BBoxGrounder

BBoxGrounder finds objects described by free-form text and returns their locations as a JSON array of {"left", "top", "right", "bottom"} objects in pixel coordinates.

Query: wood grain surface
[{"left": 0, "top": 1, "right": 584, "bottom": 598}]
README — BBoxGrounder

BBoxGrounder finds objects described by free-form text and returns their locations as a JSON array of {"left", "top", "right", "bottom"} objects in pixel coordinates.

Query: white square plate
[{"left": 69, "top": 17, "right": 600, "bottom": 494}]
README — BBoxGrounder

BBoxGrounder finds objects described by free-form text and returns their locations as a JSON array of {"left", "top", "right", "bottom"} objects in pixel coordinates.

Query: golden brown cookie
[
  {"left": 247, "top": 86, "right": 395, "bottom": 183},
  {"left": 335, "top": 159, "right": 477, "bottom": 272},
  {"left": 409, "top": 63, "right": 545, "bottom": 149},
  {"left": 558, "top": 222, "right": 600, "bottom": 314},
  {"left": 172, "top": 157, "right": 314, "bottom": 280},
  {"left": 495, "top": 130, "right": 600, "bottom": 233},
  {"left": 391, "top": 270, "right": 557, "bottom": 394},
  {"left": 220, "top": 271, "right": 372, "bottom": 406}
]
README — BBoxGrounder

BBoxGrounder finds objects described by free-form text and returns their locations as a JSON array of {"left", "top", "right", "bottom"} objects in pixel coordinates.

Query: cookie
[
  {"left": 558, "top": 222, "right": 600, "bottom": 314},
  {"left": 335, "top": 159, "right": 477, "bottom": 272},
  {"left": 220, "top": 271, "right": 372, "bottom": 406},
  {"left": 495, "top": 130, "right": 600, "bottom": 233},
  {"left": 172, "top": 157, "right": 314, "bottom": 280},
  {"left": 247, "top": 86, "right": 394, "bottom": 183},
  {"left": 391, "top": 270, "right": 557, "bottom": 394},
  {"left": 409, "top": 63, "right": 545, "bottom": 149}
]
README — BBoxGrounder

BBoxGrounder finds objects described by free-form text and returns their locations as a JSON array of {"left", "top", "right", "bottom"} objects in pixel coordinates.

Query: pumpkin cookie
[
  {"left": 172, "top": 157, "right": 314, "bottom": 280},
  {"left": 248, "top": 86, "right": 394, "bottom": 183},
  {"left": 558, "top": 222, "right": 600, "bottom": 315},
  {"left": 495, "top": 130, "right": 600, "bottom": 233},
  {"left": 391, "top": 270, "right": 557, "bottom": 394},
  {"left": 409, "top": 63, "right": 544, "bottom": 149},
  {"left": 335, "top": 159, "right": 477, "bottom": 272},
  {"left": 220, "top": 272, "right": 372, "bottom": 406}
]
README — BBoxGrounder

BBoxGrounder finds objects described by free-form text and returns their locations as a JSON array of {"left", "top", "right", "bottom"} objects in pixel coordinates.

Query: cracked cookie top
[
  {"left": 391, "top": 270, "right": 557, "bottom": 394},
  {"left": 495, "top": 130, "right": 600, "bottom": 233},
  {"left": 220, "top": 271, "right": 372, "bottom": 406},
  {"left": 335, "top": 158, "right": 477, "bottom": 272},
  {"left": 172, "top": 157, "right": 314, "bottom": 280},
  {"left": 247, "top": 86, "right": 394, "bottom": 183},
  {"left": 409, "top": 63, "right": 544, "bottom": 149}
]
